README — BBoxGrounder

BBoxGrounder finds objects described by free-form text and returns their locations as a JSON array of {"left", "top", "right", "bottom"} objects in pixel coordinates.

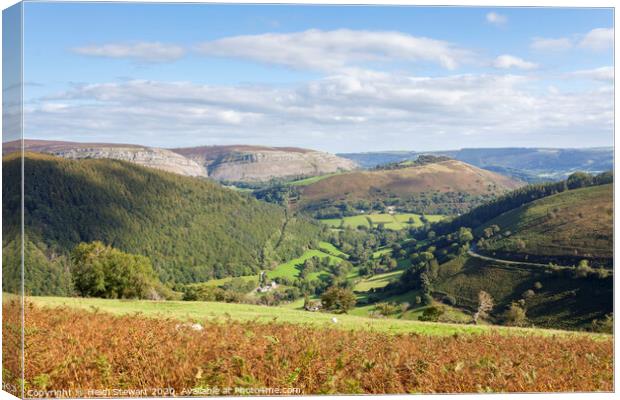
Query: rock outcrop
[
  {"left": 51, "top": 146, "right": 207, "bottom": 177},
  {"left": 12, "top": 140, "right": 357, "bottom": 181},
  {"left": 172, "top": 145, "right": 358, "bottom": 182}
]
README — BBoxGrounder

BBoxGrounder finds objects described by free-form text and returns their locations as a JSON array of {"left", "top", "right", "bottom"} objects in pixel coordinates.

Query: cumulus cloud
[
  {"left": 72, "top": 42, "right": 185, "bottom": 63},
  {"left": 492, "top": 55, "right": 538, "bottom": 70},
  {"left": 194, "top": 29, "right": 471, "bottom": 71},
  {"left": 25, "top": 71, "right": 612, "bottom": 151},
  {"left": 569, "top": 66, "right": 614, "bottom": 82},
  {"left": 578, "top": 28, "right": 614, "bottom": 51},
  {"left": 530, "top": 37, "right": 573, "bottom": 51},
  {"left": 486, "top": 12, "right": 507, "bottom": 26}
]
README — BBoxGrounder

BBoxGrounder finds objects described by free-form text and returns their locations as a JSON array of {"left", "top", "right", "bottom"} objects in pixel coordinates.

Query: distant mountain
[
  {"left": 338, "top": 147, "right": 613, "bottom": 182},
  {"left": 171, "top": 144, "right": 357, "bottom": 182},
  {"left": 297, "top": 157, "right": 524, "bottom": 216},
  {"left": 2, "top": 152, "right": 323, "bottom": 285},
  {"left": 5, "top": 140, "right": 357, "bottom": 182}
]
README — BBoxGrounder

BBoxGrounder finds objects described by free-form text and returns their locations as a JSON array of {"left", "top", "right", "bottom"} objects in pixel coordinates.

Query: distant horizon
[{"left": 4, "top": 137, "right": 614, "bottom": 155}]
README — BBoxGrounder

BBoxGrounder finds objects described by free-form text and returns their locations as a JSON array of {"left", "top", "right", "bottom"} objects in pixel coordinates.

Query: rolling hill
[
  {"left": 475, "top": 184, "right": 613, "bottom": 265},
  {"left": 338, "top": 147, "right": 613, "bottom": 182},
  {"left": 2, "top": 152, "right": 323, "bottom": 286},
  {"left": 6, "top": 139, "right": 358, "bottom": 182},
  {"left": 297, "top": 158, "right": 524, "bottom": 215}
]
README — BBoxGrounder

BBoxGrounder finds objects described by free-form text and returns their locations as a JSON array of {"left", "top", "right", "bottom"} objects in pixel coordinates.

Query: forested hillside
[{"left": 2, "top": 153, "right": 323, "bottom": 285}]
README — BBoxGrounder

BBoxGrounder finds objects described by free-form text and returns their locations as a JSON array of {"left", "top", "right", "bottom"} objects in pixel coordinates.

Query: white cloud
[
  {"left": 530, "top": 37, "right": 573, "bottom": 52},
  {"left": 25, "top": 71, "right": 612, "bottom": 151},
  {"left": 578, "top": 28, "right": 614, "bottom": 51},
  {"left": 72, "top": 42, "right": 185, "bottom": 63},
  {"left": 195, "top": 29, "right": 471, "bottom": 71},
  {"left": 486, "top": 12, "right": 507, "bottom": 26},
  {"left": 492, "top": 55, "right": 538, "bottom": 70},
  {"left": 570, "top": 66, "right": 614, "bottom": 82}
]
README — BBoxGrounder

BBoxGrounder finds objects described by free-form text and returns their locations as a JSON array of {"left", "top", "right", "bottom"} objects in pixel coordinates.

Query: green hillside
[
  {"left": 433, "top": 256, "right": 612, "bottom": 330},
  {"left": 476, "top": 184, "right": 612, "bottom": 264},
  {"left": 2, "top": 153, "right": 323, "bottom": 285}
]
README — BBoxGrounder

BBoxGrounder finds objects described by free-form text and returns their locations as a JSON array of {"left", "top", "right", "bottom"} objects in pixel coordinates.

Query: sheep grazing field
[{"left": 3, "top": 299, "right": 612, "bottom": 397}]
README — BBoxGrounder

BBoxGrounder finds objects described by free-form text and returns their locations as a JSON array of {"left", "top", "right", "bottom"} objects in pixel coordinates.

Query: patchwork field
[{"left": 320, "top": 213, "right": 445, "bottom": 230}]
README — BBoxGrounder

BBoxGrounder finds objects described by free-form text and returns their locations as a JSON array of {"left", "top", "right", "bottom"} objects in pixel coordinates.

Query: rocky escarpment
[
  {"left": 15, "top": 140, "right": 206, "bottom": 177},
  {"left": 11, "top": 140, "right": 357, "bottom": 181},
  {"left": 172, "top": 145, "right": 358, "bottom": 182}
]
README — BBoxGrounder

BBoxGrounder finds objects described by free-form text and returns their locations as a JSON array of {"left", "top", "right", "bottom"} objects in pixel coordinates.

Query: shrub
[
  {"left": 418, "top": 306, "right": 446, "bottom": 322},
  {"left": 422, "top": 294, "right": 434, "bottom": 305},
  {"left": 533, "top": 282, "right": 543, "bottom": 290},
  {"left": 504, "top": 302, "right": 527, "bottom": 327},
  {"left": 574, "top": 260, "right": 594, "bottom": 279},
  {"left": 321, "top": 287, "right": 357, "bottom": 313},
  {"left": 375, "top": 302, "right": 400, "bottom": 316},
  {"left": 71, "top": 241, "right": 162, "bottom": 299}
]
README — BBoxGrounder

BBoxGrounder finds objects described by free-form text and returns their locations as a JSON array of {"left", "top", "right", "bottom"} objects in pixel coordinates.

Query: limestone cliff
[
  {"left": 172, "top": 145, "right": 358, "bottom": 182},
  {"left": 12, "top": 140, "right": 357, "bottom": 181}
]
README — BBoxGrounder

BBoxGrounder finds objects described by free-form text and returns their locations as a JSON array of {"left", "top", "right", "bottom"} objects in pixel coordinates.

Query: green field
[
  {"left": 354, "top": 269, "right": 404, "bottom": 292},
  {"left": 289, "top": 173, "right": 341, "bottom": 186},
  {"left": 267, "top": 249, "right": 343, "bottom": 281},
  {"left": 320, "top": 213, "right": 445, "bottom": 230},
  {"left": 24, "top": 295, "right": 606, "bottom": 338},
  {"left": 318, "top": 241, "right": 349, "bottom": 258}
]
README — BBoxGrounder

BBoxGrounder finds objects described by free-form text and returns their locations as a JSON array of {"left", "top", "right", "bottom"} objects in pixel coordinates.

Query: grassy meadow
[{"left": 23, "top": 295, "right": 609, "bottom": 338}]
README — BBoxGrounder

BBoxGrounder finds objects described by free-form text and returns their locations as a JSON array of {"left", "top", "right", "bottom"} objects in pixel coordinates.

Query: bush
[
  {"left": 418, "top": 306, "right": 445, "bottom": 322},
  {"left": 503, "top": 302, "right": 527, "bottom": 327},
  {"left": 375, "top": 302, "right": 400, "bottom": 316},
  {"left": 321, "top": 287, "right": 357, "bottom": 313},
  {"left": 574, "top": 260, "right": 594, "bottom": 279},
  {"left": 422, "top": 294, "right": 434, "bottom": 305},
  {"left": 533, "top": 281, "right": 543, "bottom": 290},
  {"left": 71, "top": 241, "right": 162, "bottom": 299}
]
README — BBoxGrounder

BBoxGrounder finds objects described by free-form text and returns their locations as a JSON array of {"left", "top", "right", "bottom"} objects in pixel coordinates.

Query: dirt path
[{"left": 466, "top": 246, "right": 573, "bottom": 270}]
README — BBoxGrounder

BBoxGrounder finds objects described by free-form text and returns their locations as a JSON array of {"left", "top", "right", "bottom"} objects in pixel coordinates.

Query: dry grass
[{"left": 4, "top": 301, "right": 613, "bottom": 396}]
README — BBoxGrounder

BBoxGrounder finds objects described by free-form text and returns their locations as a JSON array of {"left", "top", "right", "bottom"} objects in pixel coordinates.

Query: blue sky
[{"left": 13, "top": 3, "right": 615, "bottom": 152}]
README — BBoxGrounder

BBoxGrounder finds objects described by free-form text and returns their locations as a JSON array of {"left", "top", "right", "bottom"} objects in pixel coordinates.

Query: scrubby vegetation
[{"left": 4, "top": 302, "right": 612, "bottom": 397}]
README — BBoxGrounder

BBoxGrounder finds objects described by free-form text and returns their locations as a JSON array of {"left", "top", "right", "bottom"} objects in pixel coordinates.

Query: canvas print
[{"left": 2, "top": 2, "right": 614, "bottom": 397}]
